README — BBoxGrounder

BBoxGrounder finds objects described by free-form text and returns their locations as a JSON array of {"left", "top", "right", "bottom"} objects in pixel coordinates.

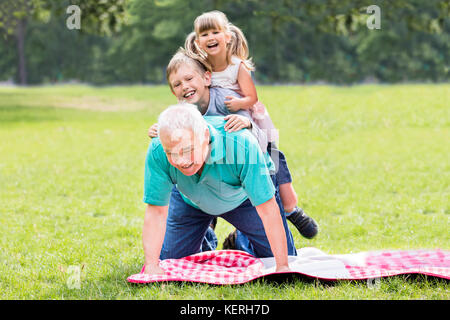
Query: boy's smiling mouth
[{"left": 183, "top": 90, "right": 196, "bottom": 98}]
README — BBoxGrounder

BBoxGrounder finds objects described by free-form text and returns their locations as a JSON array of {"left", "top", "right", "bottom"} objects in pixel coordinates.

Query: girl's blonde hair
[{"left": 185, "top": 10, "right": 255, "bottom": 72}]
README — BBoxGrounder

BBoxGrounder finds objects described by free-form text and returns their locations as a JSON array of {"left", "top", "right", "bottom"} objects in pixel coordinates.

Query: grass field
[{"left": 0, "top": 84, "right": 448, "bottom": 299}]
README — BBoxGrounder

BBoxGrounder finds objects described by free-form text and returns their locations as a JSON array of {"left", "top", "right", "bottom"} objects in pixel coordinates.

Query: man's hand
[
  {"left": 148, "top": 123, "right": 159, "bottom": 138},
  {"left": 224, "top": 114, "right": 251, "bottom": 132},
  {"left": 143, "top": 263, "right": 166, "bottom": 275}
]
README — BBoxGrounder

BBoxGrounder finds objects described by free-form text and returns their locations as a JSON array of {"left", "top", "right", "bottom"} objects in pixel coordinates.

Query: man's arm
[
  {"left": 255, "top": 197, "right": 290, "bottom": 272},
  {"left": 142, "top": 204, "right": 168, "bottom": 275}
]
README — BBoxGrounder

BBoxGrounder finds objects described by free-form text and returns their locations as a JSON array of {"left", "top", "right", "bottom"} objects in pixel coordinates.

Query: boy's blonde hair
[
  {"left": 185, "top": 10, "right": 255, "bottom": 72},
  {"left": 166, "top": 48, "right": 210, "bottom": 89}
]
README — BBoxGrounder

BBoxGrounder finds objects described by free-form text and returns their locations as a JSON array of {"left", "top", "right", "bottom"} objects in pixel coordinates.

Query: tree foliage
[{"left": 0, "top": 0, "right": 448, "bottom": 85}]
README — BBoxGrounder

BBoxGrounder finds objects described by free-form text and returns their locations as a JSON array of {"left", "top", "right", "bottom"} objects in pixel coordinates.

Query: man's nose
[{"left": 174, "top": 154, "right": 192, "bottom": 167}]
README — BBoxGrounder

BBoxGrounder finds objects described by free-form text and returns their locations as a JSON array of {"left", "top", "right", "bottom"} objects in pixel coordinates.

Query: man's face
[
  {"left": 169, "top": 64, "right": 211, "bottom": 106},
  {"left": 159, "top": 127, "right": 210, "bottom": 176}
]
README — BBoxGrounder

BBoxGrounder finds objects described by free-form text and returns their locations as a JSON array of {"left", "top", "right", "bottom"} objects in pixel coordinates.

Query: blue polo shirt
[{"left": 143, "top": 116, "right": 275, "bottom": 215}]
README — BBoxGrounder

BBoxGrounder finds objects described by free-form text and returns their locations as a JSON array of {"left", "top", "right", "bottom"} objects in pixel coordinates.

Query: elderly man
[{"left": 142, "top": 104, "right": 297, "bottom": 275}]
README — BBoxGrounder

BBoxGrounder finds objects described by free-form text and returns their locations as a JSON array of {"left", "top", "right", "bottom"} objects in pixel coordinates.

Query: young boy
[{"left": 149, "top": 49, "right": 318, "bottom": 244}]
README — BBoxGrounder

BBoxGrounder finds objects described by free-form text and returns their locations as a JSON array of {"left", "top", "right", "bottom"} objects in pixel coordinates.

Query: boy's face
[{"left": 169, "top": 64, "right": 211, "bottom": 106}]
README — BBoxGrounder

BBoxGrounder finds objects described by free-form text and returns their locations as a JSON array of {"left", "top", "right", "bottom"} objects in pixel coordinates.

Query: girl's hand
[
  {"left": 224, "top": 96, "right": 245, "bottom": 112},
  {"left": 148, "top": 123, "right": 159, "bottom": 138},
  {"left": 224, "top": 114, "right": 251, "bottom": 132}
]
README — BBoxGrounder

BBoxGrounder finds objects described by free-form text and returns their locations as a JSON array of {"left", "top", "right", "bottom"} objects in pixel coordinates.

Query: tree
[
  {"left": 1, "top": 0, "right": 448, "bottom": 85},
  {"left": 0, "top": 0, "right": 39, "bottom": 84},
  {"left": 0, "top": 0, "right": 129, "bottom": 85}
]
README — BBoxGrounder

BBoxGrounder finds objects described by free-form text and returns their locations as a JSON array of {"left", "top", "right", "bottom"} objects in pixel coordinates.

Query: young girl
[{"left": 185, "top": 10, "right": 318, "bottom": 240}]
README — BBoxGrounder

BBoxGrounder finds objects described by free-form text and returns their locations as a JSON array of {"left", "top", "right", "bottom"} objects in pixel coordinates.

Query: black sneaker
[
  {"left": 287, "top": 207, "right": 318, "bottom": 239},
  {"left": 222, "top": 230, "right": 237, "bottom": 250}
]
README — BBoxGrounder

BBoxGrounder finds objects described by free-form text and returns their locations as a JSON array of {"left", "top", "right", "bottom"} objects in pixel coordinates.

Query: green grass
[{"left": 0, "top": 84, "right": 448, "bottom": 299}]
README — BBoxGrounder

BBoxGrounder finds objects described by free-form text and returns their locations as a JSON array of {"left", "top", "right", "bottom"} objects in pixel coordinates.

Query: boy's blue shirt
[{"left": 143, "top": 116, "right": 275, "bottom": 215}]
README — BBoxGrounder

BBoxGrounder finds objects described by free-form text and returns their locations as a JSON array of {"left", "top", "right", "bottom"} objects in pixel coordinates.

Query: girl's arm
[{"left": 224, "top": 63, "right": 258, "bottom": 112}]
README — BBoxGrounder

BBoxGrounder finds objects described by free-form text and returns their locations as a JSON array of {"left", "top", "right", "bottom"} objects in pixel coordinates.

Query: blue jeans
[
  {"left": 268, "top": 142, "right": 292, "bottom": 185},
  {"left": 160, "top": 175, "right": 297, "bottom": 260}
]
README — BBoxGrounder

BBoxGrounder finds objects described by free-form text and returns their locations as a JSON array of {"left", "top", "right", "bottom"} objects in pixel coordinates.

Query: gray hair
[{"left": 157, "top": 103, "right": 208, "bottom": 143}]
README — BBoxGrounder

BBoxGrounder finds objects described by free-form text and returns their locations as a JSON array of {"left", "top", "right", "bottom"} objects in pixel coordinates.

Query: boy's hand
[
  {"left": 148, "top": 123, "right": 159, "bottom": 138},
  {"left": 224, "top": 114, "right": 251, "bottom": 132},
  {"left": 224, "top": 96, "right": 245, "bottom": 112}
]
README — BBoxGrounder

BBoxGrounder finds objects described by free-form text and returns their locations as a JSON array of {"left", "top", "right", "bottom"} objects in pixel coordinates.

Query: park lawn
[{"left": 0, "top": 84, "right": 448, "bottom": 299}]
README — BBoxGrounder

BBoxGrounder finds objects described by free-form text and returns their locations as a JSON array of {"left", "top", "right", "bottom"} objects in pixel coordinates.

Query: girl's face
[{"left": 196, "top": 28, "right": 231, "bottom": 57}]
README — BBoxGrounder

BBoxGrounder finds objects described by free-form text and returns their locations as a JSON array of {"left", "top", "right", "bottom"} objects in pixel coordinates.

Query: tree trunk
[{"left": 16, "top": 18, "right": 27, "bottom": 85}]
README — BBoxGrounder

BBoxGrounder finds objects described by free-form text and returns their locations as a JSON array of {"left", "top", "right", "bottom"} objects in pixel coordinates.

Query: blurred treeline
[{"left": 0, "top": 0, "right": 449, "bottom": 85}]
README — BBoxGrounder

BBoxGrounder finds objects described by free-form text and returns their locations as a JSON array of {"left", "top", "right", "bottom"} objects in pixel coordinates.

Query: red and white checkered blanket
[{"left": 127, "top": 248, "right": 450, "bottom": 285}]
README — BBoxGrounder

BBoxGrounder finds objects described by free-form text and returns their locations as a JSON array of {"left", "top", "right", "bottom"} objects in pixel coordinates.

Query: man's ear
[{"left": 203, "top": 71, "right": 212, "bottom": 87}]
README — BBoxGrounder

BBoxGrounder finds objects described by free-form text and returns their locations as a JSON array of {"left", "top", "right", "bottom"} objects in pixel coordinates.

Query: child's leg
[
  {"left": 279, "top": 182, "right": 298, "bottom": 213},
  {"left": 267, "top": 143, "right": 297, "bottom": 211}
]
